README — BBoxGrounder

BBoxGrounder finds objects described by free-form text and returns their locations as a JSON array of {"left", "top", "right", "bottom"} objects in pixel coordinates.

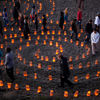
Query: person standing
[
  {"left": 0, "top": 19, "right": 3, "bottom": 36},
  {"left": 42, "top": 14, "right": 47, "bottom": 31},
  {"left": 78, "top": 0, "right": 84, "bottom": 9},
  {"left": 4, "top": 47, "right": 15, "bottom": 82},
  {"left": 64, "top": 8, "right": 68, "bottom": 22},
  {"left": 0, "top": 50, "right": 2, "bottom": 75},
  {"left": 76, "top": 8, "right": 82, "bottom": 29},
  {"left": 91, "top": 28, "right": 100, "bottom": 56},
  {"left": 24, "top": 17, "right": 30, "bottom": 39},
  {"left": 3, "top": 7, "right": 8, "bottom": 27},
  {"left": 11, "top": 6, "right": 19, "bottom": 27},
  {"left": 84, "top": 20, "right": 93, "bottom": 44},
  {"left": 94, "top": 12, "right": 100, "bottom": 32},
  {"left": 59, "top": 12, "right": 64, "bottom": 31},
  {"left": 71, "top": 19, "right": 78, "bottom": 40},
  {"left": 57, "top": 54, "right": 74, "bottom": 88}
]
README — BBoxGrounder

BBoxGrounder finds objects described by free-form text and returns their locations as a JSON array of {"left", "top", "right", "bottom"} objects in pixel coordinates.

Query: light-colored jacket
[
  {"left": 94, "top": 16, "right": 100, "bottom": 26},
  {"left": 4, "top": 51, "right": 14, "bottom": 69},
  {"left": 91, "top": 32, "right": 100, "bottom": 44}
]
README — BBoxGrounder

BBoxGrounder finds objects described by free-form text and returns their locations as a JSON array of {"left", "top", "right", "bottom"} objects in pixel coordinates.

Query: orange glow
[
  {"left": 48, "top": 65, "right": 52, "bottom": 70},
  {"left": 41, "top": 31, "right": 44, "bottom": 35},
  {"left": 50, "top": 90, "right": 53, "bottom": 96},
  {"left": 64, "top": 37, "right": 67, "bottom": 42},
  {"left": 87, "top": 91, "right": 91, "bottom": 96},
  {"left": 79, "top": 63, "right": 82, "bottom": 68},
  {"left": 55, "top": 50, "right": 59, "bottom": 55},
  {"left": 30, "top": 61, "right": 33, "bottom": 66},
  {"left": 7, "top": 83, "right": 11, "bottom": 89},
  {"left": 11, "top": 27, "right": 13, "bottom": 31},
  {"left": 70, "top": 64, "right": 73, "bottom": 70},
  {"left": 52, "top": 30, "right": 55, "bottom": 35},
  {"left": 70, "top": 39, "right": 73, "bottom": 43},
  {"left": 76, "top": 41, "right": 79, "bottom": 45},
  {"left": 23, "top": 71, "right": 27, "bottom": 77},
  {"left": 4, "top": 27, "right": 7, "bottom": 32},
  {"left": 0, "top": 80, "right": 3, "bottom": 86},
  {"left": 37, "top": 86, "right": 41, "bottom": 93},
  {"left": 1, "top": 60, "right": 3, "bottom": 65},
  {"left": 20, "top": 38, "right": 23, "bottom": 42},
  {"left": 16, "top": 68, "right": 19, "bottom": 74},
  {"left": 26, "top": 42, "right": 30, "bottom": 47},
  {"left": 74, "top": 91, "right": 78, "bottom": 97},
  {"left": 19, "top": 45, "right": 22, "bottom": 50},
  {"left": 41, "top": 56, "right": 44, "bottom": 61},
  {"left": 74, "top": 76, "right": 78, "bottom": 82},
  {"left": 15, "top": 84, "right": 19, "bottom": 90},
  {"left": 82, "top": 53, "right": 85, "bottom": 59},
  {"left": 10, "top": 34, "right": 13, "bottom": 38},
  {"left": 87, "top": 62, "right": 90, "bottom": 67},
  {"left": 0, "top": 44, "right": 3, "bottom": 49},
  {"left": 14, "top": 34, "right": 17, "bottom": 38},
  {"left": 56, "top": 42, "right": 58, "bottom": 47},
  {"left": 64, "top": 91, "right": 68, "bottom": 97},
  {"left": 69, "top": 27, "right": 72, "bottom": 31},
  {"left": 37, "top": 36, "right": 40, "bottom": 40},
  {"left": 38, "top": 63, "right": 41, "bottom": 69},
  {"left": 49, "top": 75, "right": 52, "bottom": 81},
  {"left": 11, "top": 39, "right": 14, "bottom": 44},
  {"left": 56, "top": 20, "right": 59, "bottom": 24},
  {"left": 21, "top": 32, "right": 24, "bottom": 37},
  {"left": 50, "top": 41, "right": 52, "bottom": 46},
  {"left": 45, "top": 56, "right": 49, "bottom": 61},
  {"left": 76, "top": 55, "right": 79, "bottom": 60},
  {"left": 52, "top": 36, "right": 54, "bottom": 40},
  {"left": 94, "top": 89, "right": 99, "bottom": 96},
  {"left": 34, "top": 73, "right": 37, "bottom": 79},
  {"left": 26, "top": 85, "right": 30, "bottom": 91},
  {"left": 86, "top": 74, "right": 90, "bottom": 79},
  {"left": 44, "top": 40, "right": 46, "bottom": 45},
  {"left": 35, "top": 40, "right": 38, "bottom": 45},
  {"left": 95, "top": 59, "right": 98, "bottom": 65},
  {"left": 69, "top": 56, "right": 72, "bottom": 62},
  {"left": 53, "top": 57, "right": 56, "bottom": 62}
]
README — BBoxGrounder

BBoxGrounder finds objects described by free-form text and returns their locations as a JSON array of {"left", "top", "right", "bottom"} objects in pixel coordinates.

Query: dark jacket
[
  {"left": 72, "top": 22, "right": 77, "bottom": 31},
  {"left": 43, "top": 17, "right": 46, "bottom": 26},
  {"left": 59, "top": 13, "right": 64, "bottom": 25},
  {"left": 19, "top": 16, "right": 24, "bottom": 29},
  {"left": 60, "top": 57, "right": 70, "bottom": 78},
  {"left": 85, "top": 23, "right": 93, "bottom": 34},
  {"left": 13, "top": 7, "right": 19, "bottom": 19},
  {"left": 15, "top": 1, "right": 20, "bottom": 9},
  {"left": 24, "top": 20, "right": 30, "bottom": 39}
]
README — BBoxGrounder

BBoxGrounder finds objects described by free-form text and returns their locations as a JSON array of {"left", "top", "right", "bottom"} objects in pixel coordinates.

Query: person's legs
[
  {"left": 91, "top": 43, "right": 95, "bottom": 55},
  {"left": 11, "top": 18, "right": 16, "bottom": 26},
  {"left": 95, "top": 42, "right": 99, "bottom": 52},
  {"left": 64, "top": 78, "right": 73, "bottom": 86},
  {"left": 6, "top": 67, "right": 14, "bottom": 80},
  {"left": 16, "top": 18, "right": 19, "bottom": 26},
  {"left": 75, "top": 30, "right": 78, "bottom": 40},
  {"left": 78, "top": 0, "right": 81, "bottom": 8},
  {"left": 60, "top": 75, "right": 64, "bottom": 87}
]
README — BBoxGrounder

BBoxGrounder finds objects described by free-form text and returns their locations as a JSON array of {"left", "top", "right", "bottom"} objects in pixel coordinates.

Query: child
[{"left": 42, "top": 14, "right": 47, "bottom": 31}]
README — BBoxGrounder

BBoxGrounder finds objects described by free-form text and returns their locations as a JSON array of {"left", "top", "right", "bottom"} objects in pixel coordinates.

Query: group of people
[{"left": 0, "top": 0, "right": 100, "bottom": 88}]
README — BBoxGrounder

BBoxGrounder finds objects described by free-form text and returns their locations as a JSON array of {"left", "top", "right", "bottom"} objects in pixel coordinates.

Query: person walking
[
  {"left": 71, "top": 19, "right": 78, "bottom": 40},
  {"left": 0, "top": 19, "right": 3, "bottom": 36},
  {"left": 91, "top": 28, "right": 100, "bottom": 56},
  {"left": 76, "top": 8, "right": 82, "bottom": 29},
  {"left": 24, "top": 17, "right": 30, "bottom": 39},
  {"left": 3, "top": 7, "right": 8, "bottom": 27},
  {"left": 78, "top": 0, "right": 84, "bottom": 9},
  {"left": 59, "top": 12, "right": 64, "bottom": 31},
  {"left": 4, "top": 47, "right": 15, "bottom": 82},
  {"left": 57, "top": 54, "right": 74, "bottom": 88},
  {"left": 84, "top": 20, "right": 93, "bottom": 44},
  {"left": 0, "top": 50, "right": 2, "bottom": 75},
  {"left": 64, "top": 8, "right": 68, "bottom": 22},
  {"left": 11, "top": 6, "right": 19, "bottom": 27},
  {"left": 42, "top": 14, "right": 47, "bottom": 31},
  {"left": 94, "top": 12, "right": 100, "bottom": 32}
]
